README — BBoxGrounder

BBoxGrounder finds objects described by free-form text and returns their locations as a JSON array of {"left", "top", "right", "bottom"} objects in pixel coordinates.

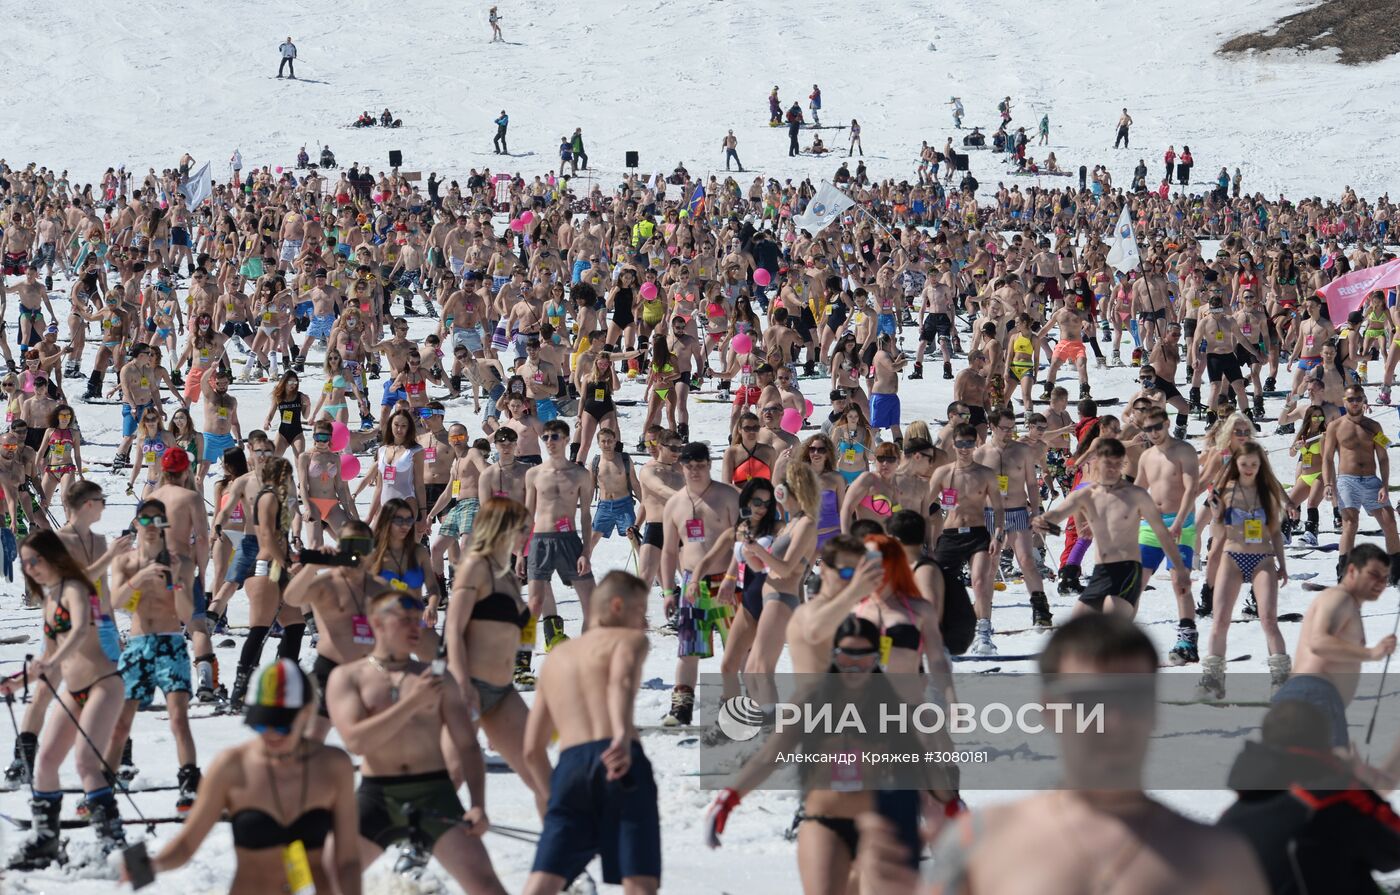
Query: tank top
[{"left": 378, "top": 445, "right": 418, "bottom": 502}]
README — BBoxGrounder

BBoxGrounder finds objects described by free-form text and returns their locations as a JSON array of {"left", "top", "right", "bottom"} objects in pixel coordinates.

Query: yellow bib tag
[
  {"left": 520, "top": 614, "right": 538, "bottom": 648},
  {"left": 144, "top": 451, "right": 156, "bottom": 464},
  {"left": 282, "top": 840, "right": 315, "bottom": 895},
  {"left": 844, "top": 448, "right": 856, "bottom": 463},
  {"left": 1214, "top": 330, "right": 1223, "bottom": 340},
  {"left": 1243, "top": 519, "right": 1263, "bottom": 544},
  {"left": 451, "top": 480, "right": 462, "bottom": 497},
  {"left": 594, "top": 387, "right": 605, "bottom": 402},
  {"left": 124, "top": 588, "right": 142, "bottom": 613},
  {"left": 282, "top": 410, "right": 294, "bottom": 423},
  {"left": 879, "top": 634, "right": 892, "bottom": 667},
  {"left": 997, "top": 474, "right": 1009, "bottom": 496},
  {"left": 390, "top": 578, "right": 409, "bottom": 592},
  {"left": 323, "top": 383, "right": 334, "bottom": 393}
]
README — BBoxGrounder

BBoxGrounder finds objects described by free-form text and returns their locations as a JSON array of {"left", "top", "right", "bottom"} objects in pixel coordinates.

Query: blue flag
[{"left": 687, "top": 183, "right": 706, "bottom": 217}]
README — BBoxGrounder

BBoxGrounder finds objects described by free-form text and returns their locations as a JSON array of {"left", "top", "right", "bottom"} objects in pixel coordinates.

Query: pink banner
[{"left": 1318, "top": 258, "right": 1400, "bottom": 321}]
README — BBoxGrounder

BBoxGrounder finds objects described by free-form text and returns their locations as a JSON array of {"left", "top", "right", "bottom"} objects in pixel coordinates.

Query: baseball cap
[
  {"left": 678, "top": 442, "right": 711, "bottom": 463},
  {"left": 244, "top": 659, "right": 313, "bottom": 730},
  {"left": 161, "top": 446, "right": 190, "bottom": 474},
  {"left": 314, "top": 267, "right": 328, "bottom": 277}
]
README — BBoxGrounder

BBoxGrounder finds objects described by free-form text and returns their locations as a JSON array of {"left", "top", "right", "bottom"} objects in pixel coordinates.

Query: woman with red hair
[{"left": 853, "top": 534, "right": 954, "bottom": 695}]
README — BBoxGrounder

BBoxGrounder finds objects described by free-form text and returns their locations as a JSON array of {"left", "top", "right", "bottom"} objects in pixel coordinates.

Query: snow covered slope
[{"left": 5, "top": 0, "right": 1400, "bottom": 197}]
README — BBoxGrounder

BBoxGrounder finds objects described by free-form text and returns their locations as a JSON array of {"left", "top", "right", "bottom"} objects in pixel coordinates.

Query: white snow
[{"left": 5, "top": 0, "right": 1400, "bottom": 891}]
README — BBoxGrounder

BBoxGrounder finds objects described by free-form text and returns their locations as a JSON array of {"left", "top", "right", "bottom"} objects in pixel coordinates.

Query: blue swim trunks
[
  {"left": 870, "top": 392, "right": 901, "bottom": 429},
  {"left": 119, "top": 633, "right": 192, "bottom": 708},
  {"left": 202, "top": 431, "right": 237, "bottom": 465},
  {"left": 122, "top": 402, "right": 154, "bottom": 438},
  {"left": 308, "top": 313, "right": 335, "bottom": 340},
  {"left": 591, "top": 497, "right": 636, "bottom": 537},
  {"left": 532, "top": 739, "right": 660, "bottom": 885}
]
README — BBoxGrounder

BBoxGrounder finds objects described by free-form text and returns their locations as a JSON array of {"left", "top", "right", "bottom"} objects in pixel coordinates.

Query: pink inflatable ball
[
  {"left": 640, "top": 282, "right": 659, "bottom": 300},
  {"left": 275, "top": 166, "right": 284, "bottom": 174},
  {"left": 329, "top": 420, "right": 351, "bottom": 452},
  {"left": 731, "top": 333, "right": 754, "bottom": 355},
  {"left": 780, "top": 408, "right": 803, "bottom": 434},
  {"left": 753, "top": 268, "right": 772, "bottom": 287},
  {"left": 803, "top": 399, "right": 815, "bottom": 418},
  {"left": 339, "top": 453, "right": 362, "bottom": 481},
  {"left": 372, "top": 192, "right": 384, "bottom": 203},
  {"left": 521, "top": 211, "right": 535, "bottom": 225},
  {"left": 510, "top": 218, "right": 525, "bottom": 232}
]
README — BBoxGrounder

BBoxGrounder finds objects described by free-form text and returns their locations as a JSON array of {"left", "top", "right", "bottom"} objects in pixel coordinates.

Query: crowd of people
[{"left": 2, "top": 143, "right": 1400, "bottom": 893}]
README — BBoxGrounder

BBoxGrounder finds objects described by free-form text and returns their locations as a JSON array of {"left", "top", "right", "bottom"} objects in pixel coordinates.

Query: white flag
[
  {"left": 793, "top": 181, "right": 855, "bottom": 234},
  {"left": 180, "top": 162, "right": 212, "bottom": 208},
  {"left": 1105, "top": 206, "right": 1140, "bottom": 272}
]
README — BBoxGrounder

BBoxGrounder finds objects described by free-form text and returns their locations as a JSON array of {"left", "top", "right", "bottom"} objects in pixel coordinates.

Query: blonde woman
[{"left": 444, "top": 497, "right": 553, "bottom": 813}]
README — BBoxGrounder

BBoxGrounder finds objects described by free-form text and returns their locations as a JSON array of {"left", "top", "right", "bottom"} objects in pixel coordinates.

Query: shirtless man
[
  {"left": 197, "top": 367, "right": 242, "bottom": 480},
  {"left": 326, "top": 589, "right": 507, "bottom": 894},
  {"left": 1130, "top": 258, "right": 1171, "bottom": 357},
  {"left": 953, "top": 352, "right": 991, "bottom": 433},
  {"left": 869, "top": 333, "right": 906, "bottom": 442},
  {"left": 146, "top": 447, "right": 215, "bottom": 699},
  {"left": 928, "top": 423, "right": 1004, "bottom": 654},
  {"left": 282, "top": 521, "right": 388, "bottom": 741},
  {"left": 1194, "top": 295, "right": 1251, "bottom": 421},
  {"left": 1042, "top": 304, "right": 1092, "bottom": 400},
  {"left": 111, "top": 343, "right": 169, "bottom": 470},
  {"left": 14, "top": 267, "right": 56, "bottom": 355},
  {"left": 1322, "top": 383, "right": 1400, "bottom": 582},
  {"left": 1034, "top": 438, "right": 1189, "bottom": 619},
  {"left": 915, "top": 268, "right": 957, "bottom": 381},
  {"left": 1133, "top": 406, "right": 1202, "bottom": 664},
  {"left": 975, "top": 409, "right": 1049, "bottom": 627},
  {"left": 479, "top": 428, "right": 528, "bottom": 505},
  {"left": 518, "top": 337, "right": 560, "bottom": 421},
  {"left": 635, "top": 430, "right": 684, "bottom": 594},
  {"left": 919, "top": 614, "right": 1268, "bottom": 895},
  {"left": 297, "top": 267, "right": 342, "bottom": 364},
  {"left": 590, "top": 427, "right": 640, "bottom": 552},
  {"left": 1276, "top": 543, "right": 1395, "bottom": 755},
  {"left": 277, "top": 205, "right": 305, "bottom": 272},
  {"left": 660, "top": 442, "right": 741, "bottom": 726},
  {"left": 105, "top": 499, "right": 202, "bottom": 814},
  {"left": 522, "top": 419, "right": 596, "bottom": 658},
  {"left": 521, "top": 571, "right": 659, "bottom": 895},
  {"left": 666, "top": 316, "right": 704, "bottom": 441}
]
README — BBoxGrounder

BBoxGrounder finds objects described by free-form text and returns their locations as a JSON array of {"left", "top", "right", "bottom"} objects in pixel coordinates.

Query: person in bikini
[{"left": 299, "top": 417, "right": 359, "bottom": 549}]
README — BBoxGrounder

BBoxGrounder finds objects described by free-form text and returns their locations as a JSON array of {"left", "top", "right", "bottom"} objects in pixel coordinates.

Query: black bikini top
[
  {"left": 472, "top": 591, "right": 530, "bottom": 629},
  {"left": 883, "top": 623, "right": 921, "bottom": 651},
  {"left": 229, "top": 807, "right": 333, "bottom": 851}
]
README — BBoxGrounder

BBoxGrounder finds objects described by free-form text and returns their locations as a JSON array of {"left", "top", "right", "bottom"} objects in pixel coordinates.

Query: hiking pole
[
  {"left": 35, "top": 671, "right": 155, "bottom": 832},
  {"left": 1364, "top": 600, "right": 1400, "bottom": 758}
]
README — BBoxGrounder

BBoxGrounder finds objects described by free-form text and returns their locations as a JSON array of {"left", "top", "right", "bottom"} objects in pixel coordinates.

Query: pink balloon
[
  {"left": 780, "top": 408, "right": 803, "bottom": 435},
  {"left": 510, "top": 218, "right": 524, "bottom": 232},
  {"left": 339, "top": 453, "right": 361, "bottom": 481},
  {"left": 640, "top": 282, "right": 658, "bottom": 300},
  {"left": 275, "top": 166, "right": 284, "bottom": 174},
  {"left": 521, "top": 211, "right": 535, "bottom": 225},
  {"left": 753, "top": 268, "right": 772, "bottom": 287},
  {"left": 803, "top": 399, "right": 815, "bottom": 418},
  {"left": 731, "top": 333, "right": 753, "bottom": 355},
  {"left": 329, "top": 421, "right": 350, "bottom": 452}
]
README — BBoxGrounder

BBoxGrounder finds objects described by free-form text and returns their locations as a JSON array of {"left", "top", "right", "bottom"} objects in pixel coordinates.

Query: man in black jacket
[{"left": 1218, "top": 700, "right": 1400, "bottom": 895}]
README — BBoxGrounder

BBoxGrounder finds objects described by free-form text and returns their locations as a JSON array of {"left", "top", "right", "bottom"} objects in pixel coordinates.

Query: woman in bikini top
[
  {"left": 1203, "top": 441, "right": 1289, "bottom": 672},
  {"left": 141, "top": 660, "right": 358, "bottom": 894}
]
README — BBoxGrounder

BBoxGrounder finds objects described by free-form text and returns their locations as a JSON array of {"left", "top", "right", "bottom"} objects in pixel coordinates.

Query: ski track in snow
[{"left": 6, "top": 0, "right": 1400, "bottom": 890}]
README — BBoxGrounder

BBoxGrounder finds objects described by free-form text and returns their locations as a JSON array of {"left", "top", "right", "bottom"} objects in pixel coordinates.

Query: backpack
[{"left": 590, "top": 452, "right": 634, "bottom": 498}]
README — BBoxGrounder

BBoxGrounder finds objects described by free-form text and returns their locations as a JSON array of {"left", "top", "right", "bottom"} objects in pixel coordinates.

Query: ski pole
[{"left": 1364, "top": 599, "right": 1400, "bottom": 759}]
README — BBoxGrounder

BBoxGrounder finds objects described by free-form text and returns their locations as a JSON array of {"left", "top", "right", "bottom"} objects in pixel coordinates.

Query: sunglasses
[
  {"left": 541, "top": 432, "right": 565, "bottom": 442},
  {"left": 20, "top": 556, "right": 43, "bottom": 570},
  {"left": 808, "top": 445, "right": 828, "bottom": 454},
  {"left": 1142, "top": 423, "right": 1166, "bottom": 433},
  {"left": 391, "top": 514, "right": 416, "bottom": 527},
  {"left": 833, "top": 646, "right": 879, "bottom": 658},
  {"left": 1345, "top": 396, "right": 1366, "bottom": 404},
  {"left": 833, "top": 565, "right": 858, "bottom": 580},
  {"left": 875, "top": 456, "right": 898, "bottom": 464},
  {"left": 136, "top": 514, "right": 168, "bottom": 528},
  {"left": 749, "top": 496, "right": 772, "bottom": 507},
  {"left": 953, "top": 440, "right": 976, "bottom": 449},
  {"left": 251, "top": 722, "right": 293, "bottom": 736},
  {"left": 741, "top": 426, "right": 760, "bottom": 433}
]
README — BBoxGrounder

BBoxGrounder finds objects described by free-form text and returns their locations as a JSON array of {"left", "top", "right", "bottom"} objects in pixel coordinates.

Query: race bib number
[
  {"left": 685, "top": 518, "right": 705, "bottom": 542},
  {"left": 351, "top": 614, "right": 374, "bottom": 645},
  {"left": 144, "top": 451, "right": 157, "bottom": 464},
  {"left": 390, "top": 578, "right": 409, "bottom": 591},
  {"left": 1243, "top": 519, "right": 1263, "bottom": 545},
  {"left": 52, "top": 444, "right": 65, "bottom": 457},
  {"left": 594, "top": 387, "right": 606, "bottom": 402},
  {"left": 1241, "top": 323, "right": 1252, "bottom": 336},
  {"left": 451, "top": 479, "right": 462, "bottom": 497},
  {"left": 218, "top": 406, "right": 229, "bottom": 418},
  {"left": 879, "top": 635, "right": 892, "bottom": 667},
  {"left": 282, "top": 840, "right": 315, "bottom": 895},
  {"left": 424, "top": 447, "right": 437, "bottom": 462},
  {"left": 844, "top": 448, "right": 857, "bottom": 463},
  {"left": 533, "top": 371, "right": 544, "bottom": 384},
  {"left": 1214, "top": 330, "right": 1223, "bottom": 340},
  {"left": 383, "top": 465, "right": 396, "bottom": 483},
  {"left": 139, "top": 377, "right": 150, "bottom": 387},
  {"left": 997, "top": 475, "right": 1009, "bottom": 496},
  {"left": 554, "top": 517, "right": 573, "bottom": 533},
  {"left": 1305, "top": 335, "right": 1316, "bottom": 349},
  {"left": 941, "top": 488, "right": 958, "bottom": 510},
  {"left": 520, "top": 614, "right": 537, "bottom": 648},
  {"left": 281, "top": 410, "right": 293, "bottom": 423}
]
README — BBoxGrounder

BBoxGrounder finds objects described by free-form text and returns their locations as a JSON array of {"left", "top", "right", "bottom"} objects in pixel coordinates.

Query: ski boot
[
  {"left": 1193, "top": 656, "right": 1226, "bottom": 701},
  {"left": 1252, "top": 395, "right": 1265, "bottom": 419},
  {"left": 1275, "top": 422, "right": 1296, "bottom": 435},
  {"left": 1196, "top": 582, "right": 1214, "bottom": 618},
  {"left": 393, "top": 841, "right": 432, "bottom": 879},
  {"left": 677, "top": 421, "right": 690, "bottom": 442},
  {"left": 1301, "top": 520, "right": 1319, "bottom": 547},
  {"left": 1383, "top": 389, "right": 1394, "bottom": 406},
  {"left": 1168, "top": 626, "right": 1200, "bottom": 666},
  {"left": 1056, "top": 564, "right": 1083, "bottom": 596},
  {"left": 1267, "top": 654, "right": 1292, "bottom": 696},
  {"left": 176, "top": 764, "right": 201, "bottom": 814},
  {"left": 1359, "top": 361, "right": 1369, "bottom": 383},
  {"left": 117, "top": 738, "right": 137, "bottom": 783},
  {"left": 5, "top": 731, "right": 37, "bottom": 785},
  {"left": 1079, "top": 382, "right": 1091, "bottom": 400},
  {"left": 1111, "top": 349, "right": 1122, "bottom": 367},
  {"left": 943, "top": 361, "right": 954, "bottom": 380},
  {"left": 229, "top": 664, "right": 254, "bottom": 713},
  {"left": 1040, "top": 381, "right": 1053, "bottom": 401},
  {"left": 1030, "top": 592, "right": 1053, "bottom": 629},
  {"left": 7, "top": 795, "right": 64, "bottom": 870},
  {"left": 1264, "top": 375, "right": 1276, "bottom": 393},
  {"left": 910, "top": 362, "right": 923, "bottom": 380},
  {"left": 1172, "top": 423, "right": 1187, "bottom": 441},
  {"left": 170, "top": 368, "right": 184, "bottom": 388},
  {"left": 542, "top": 615, "right": 569, "bottom": 651},
  {"left": 110, "top": 451, "right": 131, "bottom": 473},
  {"left": 87, "top": 789, "right": 127, "bottom": 854},
  {"left": 513, "top": 650, "right": 537, "bottom": 689},
  {"left": 970, "top": 618, "right": 997, "bottom": 656},
  {"left": 195, "top": 655, "right": 220, "bottom": 703},
  {"left": 1100, "top": 321, "right": 1111, "bottom": 341},
  {"left": 662, "top": 685, "right": 695, "bottom": 727}
]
